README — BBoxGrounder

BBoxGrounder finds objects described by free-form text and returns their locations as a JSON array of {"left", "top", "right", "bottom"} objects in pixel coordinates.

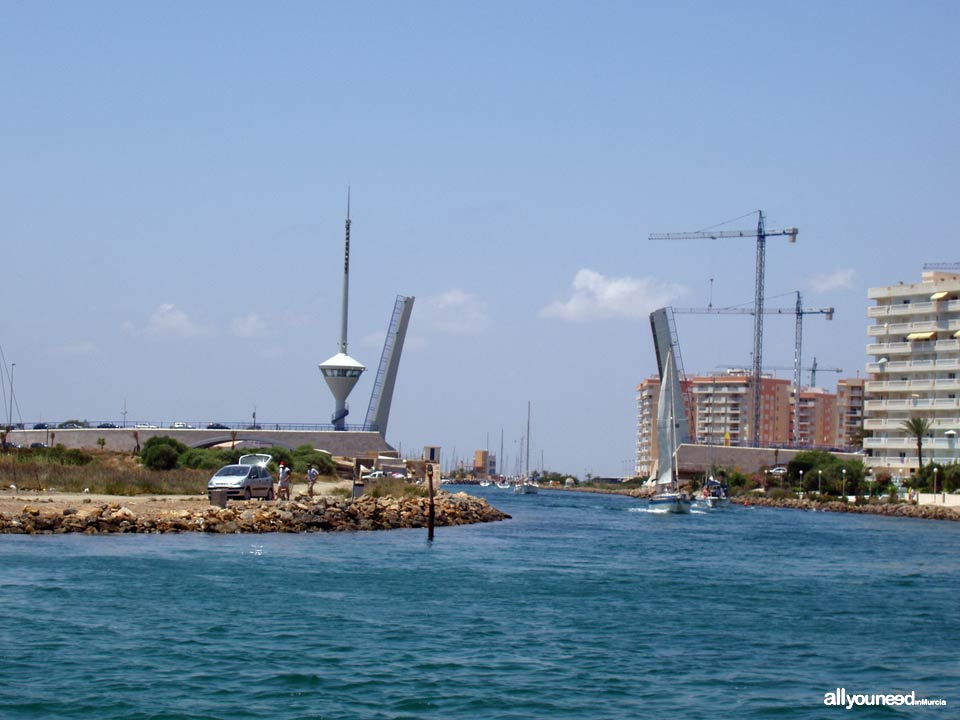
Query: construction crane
[
  {"left": 670, "top": 290, "right": 834, "bottom": 444},
  {"left": 923, "top": 262, "right": 960, "bottom": 271},
  {"left": 651, "top": 210, "right": 798, "bottom": 446}
]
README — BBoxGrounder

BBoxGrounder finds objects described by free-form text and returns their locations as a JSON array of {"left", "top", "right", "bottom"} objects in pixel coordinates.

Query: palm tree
[{"left": 901, "top": 416, "right": 932, "bottom": 477}]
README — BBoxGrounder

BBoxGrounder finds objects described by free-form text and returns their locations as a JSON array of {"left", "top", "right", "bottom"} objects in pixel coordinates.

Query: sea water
[{"left": 0, "top": 489, "right": 957, "bottom": 719}]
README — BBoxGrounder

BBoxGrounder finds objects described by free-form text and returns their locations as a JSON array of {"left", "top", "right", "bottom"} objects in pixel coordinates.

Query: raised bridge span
[{"left": 10, "top": 427, "right": 395, "bottom": 457}]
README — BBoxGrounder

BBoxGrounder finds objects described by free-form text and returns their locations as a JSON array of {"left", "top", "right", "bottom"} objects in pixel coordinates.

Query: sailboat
[
  {"left": 514, "top": 401, "right": 538, "bottom": 494},
  {"left": 649, "top": 349, "right": 691, "bottom": 513}
]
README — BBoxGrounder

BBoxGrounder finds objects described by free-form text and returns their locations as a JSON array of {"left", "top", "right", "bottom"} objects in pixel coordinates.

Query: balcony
[
  {"left": 868, "top": 298, "right": 960, "bottom": 316},
  {"left": 864, "top": 417, "right": 960, "bottom": 431},
  {"left": 865, "top": 397, "right": 960, "bottom": 411},
  {"left": 867, "top": 358, "right": 960, "bottom": 373},
  {"left": 867, "top": 341, "right": 936, "bottom": 356},
  {"left": 865, "top": 379, "right": 948, "bottom": 393},
  {"left": 867, "top": 320, "right": 950, "bottom": 337}
]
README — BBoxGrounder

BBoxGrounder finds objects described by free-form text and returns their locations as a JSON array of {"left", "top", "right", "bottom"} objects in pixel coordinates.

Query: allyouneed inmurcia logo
[{"left": 824, "top": 688, "right": 947, "bottom": 710}]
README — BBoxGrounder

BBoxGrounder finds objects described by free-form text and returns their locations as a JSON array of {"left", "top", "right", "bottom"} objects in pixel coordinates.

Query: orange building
[
  {"left": 836, "top": 378, "right": 865, "bottom": 450},
  {"left": 794, "top": 387, "right": 838, "bottom": 448}
]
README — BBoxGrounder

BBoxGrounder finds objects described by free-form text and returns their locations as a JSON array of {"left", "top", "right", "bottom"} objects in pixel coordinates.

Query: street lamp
[
  {"left": 842, "top": 467, "right": 847, "bottom": 499},
  {"left": 933, "top": 467, "right": 939, "bottom": 500},
  {"left": 818, "top": 469, "right": 822, "bottom": 495},
  {"left": 799, "top": 469, "right": 804, "bottom": 495}
]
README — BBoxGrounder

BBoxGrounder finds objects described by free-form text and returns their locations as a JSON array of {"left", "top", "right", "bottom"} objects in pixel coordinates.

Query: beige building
[{"left": 864, "top": 269, "right": 960, "bottom": 475}]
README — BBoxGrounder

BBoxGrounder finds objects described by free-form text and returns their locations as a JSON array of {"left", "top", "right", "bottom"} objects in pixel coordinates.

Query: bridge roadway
[{"left": 10, "top": 427, "right": 395, "bottom": 457}]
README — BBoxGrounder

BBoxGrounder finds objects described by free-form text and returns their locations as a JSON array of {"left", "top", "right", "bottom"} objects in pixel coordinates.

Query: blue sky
[{"left": 2, "top": 1, "right": 957, "bottom": 477}]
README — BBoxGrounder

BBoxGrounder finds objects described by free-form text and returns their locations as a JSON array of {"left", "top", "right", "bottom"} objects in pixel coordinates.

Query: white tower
[{"left": 319, "top": 191, "right": 366, "bottom": 430}]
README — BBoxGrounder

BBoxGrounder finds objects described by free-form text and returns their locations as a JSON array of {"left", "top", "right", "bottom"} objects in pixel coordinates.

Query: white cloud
[
  {"left": 146, "top": 304, "right": 206, "bottom": 338},
  {"left": 230, "top": 313, "right": 267, "bottom": 338},
  {"left": 541, "top": 269, "right": 686, "bottom": 323},
  {"left": 810, "top": 269, "right": 856, "bottom": 292},
  {"left": 419, "top": 290, "right": 491, "bottom": 335}
]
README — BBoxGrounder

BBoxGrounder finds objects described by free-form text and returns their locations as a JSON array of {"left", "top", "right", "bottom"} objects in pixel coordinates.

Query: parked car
[
  {"left": 30, "top": 442, "right": 47, "bottom": 448},
  {"left": 361, "top": 470, "right": 386, "bottom": 481},
  {"left": 207, "top": 454, "right": 275, "bottom": 502},
  {"left": 33, "top": 423, "right": 48, "bottom": 430}
]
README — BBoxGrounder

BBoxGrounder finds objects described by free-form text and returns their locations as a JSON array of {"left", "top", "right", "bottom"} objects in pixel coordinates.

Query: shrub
[
  {"left": 141, "top": 443, "right": 181, "bottom": 471},
  {"left": 291, "top": 445, "right": 336, "bottom": 474},
  {"left": 366, "top": 479, "right": 427, "bottom": 498},
  {"left": 17, "top": 445, "right": 94, "bottom": 466},
  {"left": 141, "top": 435, "right": 189, "bottom": 456},
  {"left": 178, "top": 448, "right": 228, "bottom": 470}
]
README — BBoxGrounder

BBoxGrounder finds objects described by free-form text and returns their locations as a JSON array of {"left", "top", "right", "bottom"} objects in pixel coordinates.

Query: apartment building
[
  {"left": 836, "top": 378, "right": 865, "bottom": 449},
  {"left": 864, "top": 270, "right": 960, "bottom": 474},
  {"left": 636, "top": 371, "right": 792, "bottom": 477},
  {"left": 794, "top": 387, "right": 838, "bottom": 448},
  {"left": 634, "top": 377, "right": 696, "bottom": 478}
]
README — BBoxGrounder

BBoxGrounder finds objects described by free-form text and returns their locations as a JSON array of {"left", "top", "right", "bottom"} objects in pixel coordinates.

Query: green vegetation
[
  {"left": 785, "top": 451, "right": 866, "bottom": 497},
  {"left": 364, "top": 478, "right": 427, "bottom": 498},
  {"left": 0, "top": 439, "right": 339, "bottom": 496},
  {"left": 13, "top": 445, "right": 95, "bottom": 467},
  {"left": 141, "top": 436, "right": 189, "bottom": 471},
  {"left": 0, "top": 453, "right": 207, "bottom": 495},
  {"left": 136, "top": 437, "right": 336, "bottom": 476}
]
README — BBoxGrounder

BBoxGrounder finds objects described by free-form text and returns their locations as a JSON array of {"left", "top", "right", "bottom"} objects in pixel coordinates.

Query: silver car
[{"left": 207, "top": 454, "right": 275, "bottom": 501}]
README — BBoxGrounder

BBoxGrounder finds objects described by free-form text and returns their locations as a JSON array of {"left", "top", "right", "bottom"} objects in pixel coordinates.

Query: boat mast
[
  {"left": 525, "top": 401, "right": 531, "bottom": 480},
  {"left": 499, "top": 428, "right": 504, "bottom": 480}
]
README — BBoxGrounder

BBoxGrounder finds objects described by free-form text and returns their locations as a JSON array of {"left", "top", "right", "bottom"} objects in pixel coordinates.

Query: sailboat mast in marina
[
  {"left": 649, "top": 350, "right": 691, "bottom": 513},
  {"left": 514, "top": 401, "right": 538, "bottom": 494}
]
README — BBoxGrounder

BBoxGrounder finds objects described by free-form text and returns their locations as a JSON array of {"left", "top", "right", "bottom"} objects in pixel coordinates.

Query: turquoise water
[{"left": 0, "top": 489, "right": 957, "bottom": 719}]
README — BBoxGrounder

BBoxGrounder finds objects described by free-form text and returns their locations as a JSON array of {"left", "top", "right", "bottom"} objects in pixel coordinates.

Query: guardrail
[{"left": 14, "top": 421, "right": 381, "bottom": 433}]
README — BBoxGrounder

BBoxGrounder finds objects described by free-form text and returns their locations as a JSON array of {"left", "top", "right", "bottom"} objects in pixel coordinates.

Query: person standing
[
  {"left": 278, "top": 461, "right": 291, "bottom": 501},
  {"left": 306, "top": 464, "right": 319, "bottom": 498}
]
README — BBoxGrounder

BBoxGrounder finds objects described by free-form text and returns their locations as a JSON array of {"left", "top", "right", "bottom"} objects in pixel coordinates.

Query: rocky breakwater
[
  {"left": 0, "top": 492, "right": 511, "bottom": 535},
  {"left": 735, "top": 496, "right": 960, "bottom": 522}
]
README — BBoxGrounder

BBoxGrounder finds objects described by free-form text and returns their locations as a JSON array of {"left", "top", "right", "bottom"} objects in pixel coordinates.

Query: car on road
[
  {"left": 97, "top": 422, "right": 118, "bottom": 428},
  {"left": 170, "top": 422, "right": 193, "bottom": 429},
  {"left": 207, "top": 454, "right": 275, "bottom": 502},
  {"left": 33, "top": 423, "right": 48, "bottom": 430},
  {"left": 206, "top": 423, "right": 230, "bottom": 430}
]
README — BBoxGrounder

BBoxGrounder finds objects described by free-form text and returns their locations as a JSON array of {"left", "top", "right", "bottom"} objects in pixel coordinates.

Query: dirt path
[{"left": 0, "top": 479, "right": 354, "bottom": 516}]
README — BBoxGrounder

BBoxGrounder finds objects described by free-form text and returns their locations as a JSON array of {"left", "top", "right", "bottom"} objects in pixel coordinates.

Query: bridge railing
[{"left": 17, "top": 421, "right": 381, "bottom": 433}]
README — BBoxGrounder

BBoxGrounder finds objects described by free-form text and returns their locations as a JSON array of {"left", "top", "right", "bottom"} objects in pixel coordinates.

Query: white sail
[{"left": 654, "top": 350, "right": 677, "bottom": 488}]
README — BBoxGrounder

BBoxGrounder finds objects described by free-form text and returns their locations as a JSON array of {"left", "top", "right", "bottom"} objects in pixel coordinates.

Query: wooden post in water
[{"left": 427, "top": 463, "right": 436, "bottom": 541}]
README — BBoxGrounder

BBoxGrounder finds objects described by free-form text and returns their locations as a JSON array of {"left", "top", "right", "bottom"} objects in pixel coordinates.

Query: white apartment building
[{"left": 864, "top": 270, "right": 960, "bottom": 474}]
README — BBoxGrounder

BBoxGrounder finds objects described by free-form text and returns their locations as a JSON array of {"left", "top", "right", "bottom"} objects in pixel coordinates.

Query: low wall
[{"left": 917, "top": 492, "right": 960, "bottom": 507}]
